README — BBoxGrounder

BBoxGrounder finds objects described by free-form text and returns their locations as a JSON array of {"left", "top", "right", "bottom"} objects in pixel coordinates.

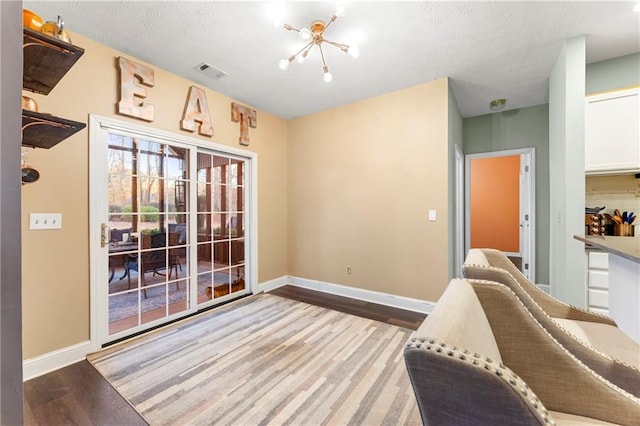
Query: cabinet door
[{"left": 585, "top": 88, "right": 640, "bottom": 174}]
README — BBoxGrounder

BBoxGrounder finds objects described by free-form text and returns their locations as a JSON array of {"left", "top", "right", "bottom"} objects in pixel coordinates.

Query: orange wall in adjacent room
[{"left": 470, "top": 155, "right": 520, "bottom": 252}]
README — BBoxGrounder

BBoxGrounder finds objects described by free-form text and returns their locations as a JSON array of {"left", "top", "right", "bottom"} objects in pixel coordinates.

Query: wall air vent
[{"left": 194, "top": 63, "right": 228, "bottom": 80}]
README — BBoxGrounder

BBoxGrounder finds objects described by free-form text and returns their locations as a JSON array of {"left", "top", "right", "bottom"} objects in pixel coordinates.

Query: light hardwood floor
[{"left": 24, "top": 285, "right": 427, "bottom": 425}]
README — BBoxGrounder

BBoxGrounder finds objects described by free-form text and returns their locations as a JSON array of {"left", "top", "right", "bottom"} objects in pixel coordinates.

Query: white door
[
  {"left": 518, "top": 152, "right": 535, "bottom": 279},
  {"left": 464, "top": 148, "right": 535, "bottom": 281},
  {"left": 455, "top": 144, "right": 465, "bottom": 277},
  {"left": 89, "top": 115, "right": 256, "bottom": 346}
]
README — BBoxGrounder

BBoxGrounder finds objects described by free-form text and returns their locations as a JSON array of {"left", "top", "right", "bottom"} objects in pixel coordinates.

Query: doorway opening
[{"left": 463, "top": 148, "right": 535, "bottom": 280}]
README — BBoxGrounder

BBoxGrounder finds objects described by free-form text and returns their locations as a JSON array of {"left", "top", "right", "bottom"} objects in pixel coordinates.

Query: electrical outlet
[
  {"left": 428, "top": 210, "right": 437, "bottom": 221},
  {"left": 347, "top": 267, "right": 352, "bottom": 275},
  {"left": 29, "top": 213, "right": 62, "bottom": 230}
]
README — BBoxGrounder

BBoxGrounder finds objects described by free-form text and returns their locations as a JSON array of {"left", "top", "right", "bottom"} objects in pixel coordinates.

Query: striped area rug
[{"left": 88, "top": 293, "right": 422, "bottom": 425}]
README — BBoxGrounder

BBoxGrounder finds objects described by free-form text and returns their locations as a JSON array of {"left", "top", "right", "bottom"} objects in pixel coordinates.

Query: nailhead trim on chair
[
  {"left": 466, "top": 267, "right": 640, "bottom": 372},
  {"left": 407, "top": 336, "right": 554, "bottom": 425},
  {"left": 462, "top": 262, "right": 614, "bottom": 322},
  {"left": 466, "top": 279, "right": 640, "bottom": 402}
]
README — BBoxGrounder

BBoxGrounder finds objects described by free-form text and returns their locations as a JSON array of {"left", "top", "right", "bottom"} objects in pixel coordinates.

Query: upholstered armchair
[
  {"left": 404, "top": 279, "right": 640, "bottom": 425},
  {"left": 462, "top": 248, "right": 618, "bottom": 325},
  {"left": 462, "top": 248, "right": 640, "bottom": 388}
]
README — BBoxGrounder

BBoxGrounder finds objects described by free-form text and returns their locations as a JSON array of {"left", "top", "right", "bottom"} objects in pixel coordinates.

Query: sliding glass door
[
  {"left": 195, "top": 152, "right": 247, "bottom": 305},
  {"left": 106, "top": 134, "right": 191, "bottom": 336},
  {"left": 90, "top": 116, "right": 254, "bottom": 345}
]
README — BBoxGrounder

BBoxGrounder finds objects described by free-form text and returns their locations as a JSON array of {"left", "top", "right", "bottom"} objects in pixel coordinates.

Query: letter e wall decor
[{"left": 116, "top": 56, "right": 155, "bottom": 122}]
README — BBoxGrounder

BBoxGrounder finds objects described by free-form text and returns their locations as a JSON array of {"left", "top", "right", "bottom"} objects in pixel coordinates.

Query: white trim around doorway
[{"left": 454, "top": 144, "right": 464, "bottom": 277}]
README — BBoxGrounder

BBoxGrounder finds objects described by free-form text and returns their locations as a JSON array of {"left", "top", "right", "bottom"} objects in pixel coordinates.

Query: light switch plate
[
  {"left": 428, "top": 210, "right": 437, "bottom": 221},
  {"left": 29, "top": 213, "right": 62, "bottom": 230}
]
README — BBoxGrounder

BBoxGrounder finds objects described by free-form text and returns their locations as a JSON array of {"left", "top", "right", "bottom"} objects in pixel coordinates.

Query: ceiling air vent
[{"left": 195, "top": 63, "right": 228, "bottom": 80}]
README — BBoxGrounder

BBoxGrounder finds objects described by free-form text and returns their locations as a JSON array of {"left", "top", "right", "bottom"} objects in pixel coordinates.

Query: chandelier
[{"left": 274, "top": 4, "right": 359, "bottom": 83}]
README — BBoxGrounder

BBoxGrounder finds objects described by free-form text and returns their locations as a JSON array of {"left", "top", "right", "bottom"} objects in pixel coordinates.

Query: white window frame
[{"left": 88, "top": 114, "right": 258, "bottom": 349}]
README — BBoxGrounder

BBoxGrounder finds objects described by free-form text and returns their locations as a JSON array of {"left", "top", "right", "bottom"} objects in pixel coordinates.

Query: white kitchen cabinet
[
  {"left": 587, "top": 250, "right": 609, "bottom": 315},
  {"left": 585, "top": 88, "right": 640, "bottom": 175}
]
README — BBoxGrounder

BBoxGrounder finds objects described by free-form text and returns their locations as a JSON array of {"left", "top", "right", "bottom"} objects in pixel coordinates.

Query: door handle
[{"left": 101, "top": 223, "right": 110, "bottom": 247}]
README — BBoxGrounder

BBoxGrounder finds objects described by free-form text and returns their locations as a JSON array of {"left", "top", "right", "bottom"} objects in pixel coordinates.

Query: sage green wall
[
  {"left": 586, "top": 52, "right": 640, "bottom": 94},
  {"left": 462, "top": 51, "right": 637, "bottom": 288},
  {"left": 463, "top": 104, "right": 550, "bottom": 284},
  {"left": 448, "top": 84, "right": 463, "bottom": 279}
]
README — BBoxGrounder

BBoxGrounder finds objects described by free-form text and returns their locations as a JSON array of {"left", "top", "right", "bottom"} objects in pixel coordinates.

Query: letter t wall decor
[
  {"left": 231, "top": 102, "right": 257, "bottom": 146},
  {"left": 116, "top": 56, "right": 155, "bottom": 122}
]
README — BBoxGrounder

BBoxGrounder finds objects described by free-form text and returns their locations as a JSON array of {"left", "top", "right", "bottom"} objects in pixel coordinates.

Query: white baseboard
[
  {"left": 285, "top": 276, "right": 435, "bottom": 314},
  {"left": 258, "top": 275, "right": 288, "bottom": 293},
  {"left": 23, "top": 340, "right": 92, "bottom": 381}
]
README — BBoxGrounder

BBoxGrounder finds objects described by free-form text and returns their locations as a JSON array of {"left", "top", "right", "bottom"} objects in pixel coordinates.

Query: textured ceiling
[{"left": 25, "top": 1, "right": 640, "bottom": 119}]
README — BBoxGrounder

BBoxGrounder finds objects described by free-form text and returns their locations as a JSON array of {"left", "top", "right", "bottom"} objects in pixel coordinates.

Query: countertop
[{"left": 574, "top": 235, "right": 640, "bottom": 264}]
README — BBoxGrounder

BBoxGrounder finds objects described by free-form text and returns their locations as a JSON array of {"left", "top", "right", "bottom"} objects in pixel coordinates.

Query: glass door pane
[
  {"left": 107, "top": 134, "right": 190, "bottom": 336},
  {"left": 196, "top": 153, "right": 247, "bottom": 304}
]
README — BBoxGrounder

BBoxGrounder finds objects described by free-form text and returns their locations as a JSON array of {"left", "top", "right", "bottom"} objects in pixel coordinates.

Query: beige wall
[
  {"left": 22, "top": 34, "right": 452, "bottom": 360},
  {"left": 287, "top": 79, "right": 451, "bottom": 302},
  {"left": 22, "top": 33, "right": 288, "bottom": 359}
]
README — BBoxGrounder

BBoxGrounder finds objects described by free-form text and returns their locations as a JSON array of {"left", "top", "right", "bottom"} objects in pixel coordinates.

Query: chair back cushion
[
  {"left": 406, "top": 279, "right": 550, "bottom": 425},
  {"left": 463, "top": 250, "right": 640, "bottom": 397},
  {"left": 414, "top": 279, "right": 502, "bottom": 363},
  {"left": 463, "top": 248, "right": 616, "bottom": 325},
  {"left": 469, "top": 280, "right": 640, "bottom": 425}
]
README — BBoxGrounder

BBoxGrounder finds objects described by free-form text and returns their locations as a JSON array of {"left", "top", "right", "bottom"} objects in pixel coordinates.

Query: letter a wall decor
[{"left": 181, "top": 86, "right": 214, "bottom": 137}]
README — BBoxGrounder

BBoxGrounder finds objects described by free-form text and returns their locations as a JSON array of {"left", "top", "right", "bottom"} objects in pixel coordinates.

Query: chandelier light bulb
[
  {"left": 323, "top": 70, "right": 333, "bottom": 83},
  {"left": 269, "top": 1, "right": 286, "bottom": 27},
  {"left": 278, "top": 59, "right": 290, "bottom": 71},
  {"left": 335, "top": 3, "right": 346, "bottom": 17},
  {"left": 347, "top": 45, "right": 360, "bottom": 59},
  {"left": 299, "top": 28, "right": 311, "bottom": 41}
]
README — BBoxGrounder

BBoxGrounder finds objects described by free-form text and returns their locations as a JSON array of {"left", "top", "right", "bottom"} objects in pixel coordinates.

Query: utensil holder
[{"left": 613, "top": 223, "right": 634, "bottom": 236}]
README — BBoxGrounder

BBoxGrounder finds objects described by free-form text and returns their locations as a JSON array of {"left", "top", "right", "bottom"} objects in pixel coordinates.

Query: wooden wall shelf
[
  {"left": 22, "top": 110, "right": 86, "bottom": 149},
  {"left": 23, "top": 27, "right": 85, "bottom": 95},
  {"left": 22, "top": 27, "right": 86, "bottom": 150}
]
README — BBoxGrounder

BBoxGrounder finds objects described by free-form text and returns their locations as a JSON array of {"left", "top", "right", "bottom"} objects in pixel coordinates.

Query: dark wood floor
[
  {"left": 23, "top": 285, "right": 427, "bottom": 425},
  {"left": 269, "top": 285, "right": 427, "bottom": 330},
  {"left": 23, "top": 358, "right": 147, "bottom": 426}
]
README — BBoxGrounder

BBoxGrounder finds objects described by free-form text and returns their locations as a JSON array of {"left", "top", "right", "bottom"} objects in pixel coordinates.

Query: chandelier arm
[
  {"left": 323, "top": 39, "right": 350, "bottom": 53},
  {"left": 302, "top": 43, "right": 314, "bottom": 57},
  {"left": 324, "top": 14, "right": 338, "bottom": 31},
  {"left": 283, "top": 23, "right": 301, "bottom": 33},
  {"left": 318, "top": 43, "right": 328, "bottom": 68},
  {"left": 292, "top": 41, "right": 314, "bottom": 58}
]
